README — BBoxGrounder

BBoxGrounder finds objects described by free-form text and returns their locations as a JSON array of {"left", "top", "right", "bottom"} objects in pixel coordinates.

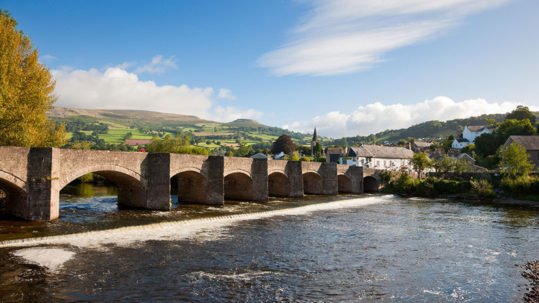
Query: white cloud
[
  {"left": 218, "top": 88, "right": 236, "bottom": 100},
  {"left": 259, "top": 0, "right": 511, "bottom": 76},
  {"left": 41, "top": 54, "right": 57, "bottom": 61},
  {"left": 284, "top": 96, "right": 538, "bottom": 137},
  {"left": 52, "top": 66, "right": 261, "bottom": 122},
  {"left": 134, "top": 55, "right": 177, "bottom": 74}
]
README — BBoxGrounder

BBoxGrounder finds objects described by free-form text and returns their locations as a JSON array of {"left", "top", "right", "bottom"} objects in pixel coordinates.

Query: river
[{"left": 0, "top": 184, "right": 538, "bottom": 302}]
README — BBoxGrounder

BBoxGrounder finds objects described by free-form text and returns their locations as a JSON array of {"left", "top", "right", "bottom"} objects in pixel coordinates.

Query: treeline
[{"left": 331, "top": 112, "right": 532, "bottom": 146}]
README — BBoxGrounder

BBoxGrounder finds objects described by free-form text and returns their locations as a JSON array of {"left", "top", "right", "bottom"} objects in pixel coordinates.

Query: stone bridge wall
[{"left": 0, "top": 147, "right": 378, "bottom": 221}]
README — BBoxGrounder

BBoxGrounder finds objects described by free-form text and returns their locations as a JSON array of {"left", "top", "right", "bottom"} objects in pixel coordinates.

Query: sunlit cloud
[
  {"left": 284, "top": 96, "right": 537, "bottom": 137},
  {"left": 52, "top": 66, "right": 261, "bottom": 122}
]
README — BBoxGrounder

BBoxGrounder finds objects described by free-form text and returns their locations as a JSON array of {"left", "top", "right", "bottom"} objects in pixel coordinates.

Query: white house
[
  {"left": 452, "top": 125, "right": 494, "bottom": 149},
  {"left": 340, "top": 145, "right": 414, "bottom": 170}
]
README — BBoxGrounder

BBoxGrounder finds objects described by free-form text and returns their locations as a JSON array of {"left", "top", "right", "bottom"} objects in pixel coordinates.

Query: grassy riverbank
[{"left": 381, "top": 172, "right": 539, "bottom": 203}]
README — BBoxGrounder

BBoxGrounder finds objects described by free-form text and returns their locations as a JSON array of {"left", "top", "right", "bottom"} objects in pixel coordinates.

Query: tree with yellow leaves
[{"left": 0, "top": 10, "right": 65, "bottom": 147}]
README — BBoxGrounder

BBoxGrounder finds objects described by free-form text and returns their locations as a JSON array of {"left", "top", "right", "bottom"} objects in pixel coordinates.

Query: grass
[{"left": 99, "top": 128, "right": 155, "bottom": 143}]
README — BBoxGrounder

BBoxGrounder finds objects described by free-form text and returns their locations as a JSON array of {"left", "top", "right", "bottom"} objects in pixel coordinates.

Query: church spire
[{"left": 312, "top": 127, "right": 318, "bottom": 142}]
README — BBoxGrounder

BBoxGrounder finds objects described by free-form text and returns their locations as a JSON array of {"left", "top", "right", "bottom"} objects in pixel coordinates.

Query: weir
[{"left": 0, "top": 146, "right": 375, "bottom": 221}]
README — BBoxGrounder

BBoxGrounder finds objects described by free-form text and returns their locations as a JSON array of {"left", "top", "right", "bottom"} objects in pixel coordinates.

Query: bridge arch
[
  {"left": 363, "top": 176, "right": 380, "bottom": 193},
  {"left": 171, "top": 170, "right": 207, "bottom": 204},
  {"left": 268, "top": 172, "right": 290, "bottom": 197},
  {"left": 59, "top": 165, "right": 147, "bottom": 209},
  {"left": 303, "top": 172, "right": 322, "bottom": 195},
  {"left": 338, "top": 174, "right": 353, "bottom": 193},
  {"left": 224, "top": 171, "right": 254, "bottom": 201}
]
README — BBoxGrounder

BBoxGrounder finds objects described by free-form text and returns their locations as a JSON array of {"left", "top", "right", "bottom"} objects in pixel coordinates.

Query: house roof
[
  {"left": 503, "top": 136, "right": 539, "bottom": 151},
  {"left": 348, "top": 145, "right": 414, "bottom": 159},
  {"left": 413, "top": 141, "right": 432, "bottom": 148},
  {"left": 466, "top": 125, "right": 495, "bottom": 132},
  {"left": 327, "top": 147, "right": 344, "bottom": 154},
  {"left": 454, "top": 138, "right": 470, "bottom": 143},
  {"left": 250, "top": 153, "right": 267, "bottom": 159},
  {"left": 125, "top": 139, "right": 152, "bottom": 146},
  {"left": 457, "top": 153, "right": 475, "bottom": 163}
]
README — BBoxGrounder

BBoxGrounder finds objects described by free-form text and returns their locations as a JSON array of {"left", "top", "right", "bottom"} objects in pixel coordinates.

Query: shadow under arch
[
  {"left": 60, "top": 169, "right": 147, "bottom": 209},
  {"left": 0, "top": 176, "right": 28, "bottom": 218},
  {"left": 363, "top": 176, "right": 380, "bottom": 193},
  {"left": 268, "top": 172, "right": 290, "bottom": 197},
  {"left": 338, "top": 174, "right": 353, "bottom": 193},
  {"left": 224, "top": 172, "right": 254, "bottom": 201},
  {"left": 303, "top": 172, "right": 322, "bottom": 195},
  {"left": 171, "top": 170, "right": 208, "bottom": 204}
]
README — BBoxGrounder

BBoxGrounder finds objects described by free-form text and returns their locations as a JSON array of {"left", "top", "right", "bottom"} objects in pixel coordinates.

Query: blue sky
[{"left": 2, "top": 0, "right": 538, "bottom": 137}]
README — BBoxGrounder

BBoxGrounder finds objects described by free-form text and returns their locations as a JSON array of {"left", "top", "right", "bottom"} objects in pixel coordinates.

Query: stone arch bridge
[{"left": 0, "top": 147, "right": 385, "bottom": 221}]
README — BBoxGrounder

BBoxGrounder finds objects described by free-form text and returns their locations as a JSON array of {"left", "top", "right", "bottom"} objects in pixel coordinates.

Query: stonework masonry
[{"left": 0, "top": 147, "right": 374, "bottom": 221}]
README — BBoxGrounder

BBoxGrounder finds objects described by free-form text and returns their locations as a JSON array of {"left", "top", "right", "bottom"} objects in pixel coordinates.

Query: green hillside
[
  {"left": 331, "top": 111, "right": 539, "bottom": 146},
  {"left": 47, "top": 107, "right": 319, "bottom": 150}
]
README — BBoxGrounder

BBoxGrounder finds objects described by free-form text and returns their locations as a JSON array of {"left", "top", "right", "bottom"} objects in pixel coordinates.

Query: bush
[
  {"left": 384, "top": 173, "right": 471, "bottom": 197},
  {"left": 470, "top": 179, "right": 495, "bottom": 199},
  {"left": 501, "top": 176, "right": 539, "bottom": 198}
]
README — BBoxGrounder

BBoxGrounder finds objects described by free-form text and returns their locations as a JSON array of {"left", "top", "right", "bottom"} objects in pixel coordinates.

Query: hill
[
  {"left": 47, "top": 107, "right": 317, "bottom": 149},
  {"left": 331, "top": 111, "right": 539, "bottom": 146}
]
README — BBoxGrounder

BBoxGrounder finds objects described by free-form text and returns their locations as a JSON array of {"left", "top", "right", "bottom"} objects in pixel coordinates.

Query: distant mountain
[
  {"left": 48, "top": 107, "right": 212, "bottom": 126},
  {"left": 331, "top": 111, "right": 539, "bottom": 146}
]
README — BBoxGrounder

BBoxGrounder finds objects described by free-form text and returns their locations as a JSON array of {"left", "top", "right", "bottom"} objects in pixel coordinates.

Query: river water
[{"left": 0, "top": 184, "right": 538, "bottom": 302}]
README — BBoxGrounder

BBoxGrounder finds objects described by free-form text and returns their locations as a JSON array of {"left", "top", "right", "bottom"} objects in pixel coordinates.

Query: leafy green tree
[
  {"left": 505, "top": 105, "right": 536, "bottom": 125},
  {"left": 314, "top": 142, "right": 322, "bottom": 160},
  {"left": 411, "top": 152, "right": 432, "bottom": 180},
  {"left": 271, "top": 134, "right": 296, "bottom": 155},
  {"left": 299, "top": 155, "right": 311, "bottom": 162},
  {"left": 474, "top": 133, "right": 500, "bottom": 157},
  {"left": 0, "top": 10, "right": 65, "bottom": 146},
  {"left": 497, "top": 119, "right": 536, "bottom": 143},
  {"left": 442, "top": 135, "right": 454, "bottom": 152},
  {"left": 433, "top": 155, "right": 454, "bottom": 177},
  {"left": 290, "top": 152, "right": 300, "bottom": 161},
  {"left": 499, "top": 142, "right": 535, "bottom": 178},
  {"left": 235, "top": 143, "right": 253, "bottom": 157}
]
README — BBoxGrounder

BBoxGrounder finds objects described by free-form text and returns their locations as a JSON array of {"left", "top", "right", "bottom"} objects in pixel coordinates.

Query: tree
[
  {"left": 411, "top": 152, "right": 432, "bottom": 180},
  {"left": 497, "top": 119, "right": 536, "bottom": 143},
  {"left": 314, "top": 142, "right": 322, "bottom": 160},
  {"left": 289, "top": 152, "right": 300, "bottom": 161},
  {"left": 433, "top": 155, "right": 454, "bottom": 177},
  {"left": 474, "top": 133, "right": 500, "bottom": 157},
  {"left": 505, "top": 105, "right": 536, "bottom": 125},
  {"left": 499, "top": 143, "right": 535, "bottom": 178},
  {"left": 271, "top": 134, "right": 296, "bottom": 155},
  {"left": 0, "top": 11, "right": 65, "bottom": 146}
]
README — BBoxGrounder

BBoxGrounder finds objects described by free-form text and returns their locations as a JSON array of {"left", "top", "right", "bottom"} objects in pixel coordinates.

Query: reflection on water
[
  {"left": 0, "top": 184, "right": 537, "bottom": 302},
  {"left": 61, "top": 183, "right": 118, "bottom": 198}
]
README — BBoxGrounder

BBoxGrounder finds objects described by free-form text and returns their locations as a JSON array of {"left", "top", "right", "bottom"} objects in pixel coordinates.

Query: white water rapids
[{"left": 3, "top": 195, "right": 394, "bottom": 271}]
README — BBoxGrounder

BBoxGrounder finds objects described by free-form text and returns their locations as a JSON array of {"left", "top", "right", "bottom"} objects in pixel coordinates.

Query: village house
[
  {"left": 326, "top": 146, "right": 347, "bottom": 163},
  {"left": 451, "top": 125, "right": 495, "bottom": 149},
  {"left": 411, "top": 140, "right": 432, "bottom": 152},
  {"left": 340, "top": 145, "right": 414, "bottom": 169},
  {"left": 502, "top": 136, "right": 539, "bottom": 170}
]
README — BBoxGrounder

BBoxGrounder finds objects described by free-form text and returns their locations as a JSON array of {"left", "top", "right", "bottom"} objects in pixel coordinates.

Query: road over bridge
[{"left": 0, "top": 147, "right": 385, "bottom": 221}]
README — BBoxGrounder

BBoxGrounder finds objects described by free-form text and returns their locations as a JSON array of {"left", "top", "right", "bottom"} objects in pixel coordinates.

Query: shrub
[
  {"left": 470, "top": 178, "right": 495, "bottom": 199},
  {"left": 501, "top": 176, "right": 539, "bottom": 198}
]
